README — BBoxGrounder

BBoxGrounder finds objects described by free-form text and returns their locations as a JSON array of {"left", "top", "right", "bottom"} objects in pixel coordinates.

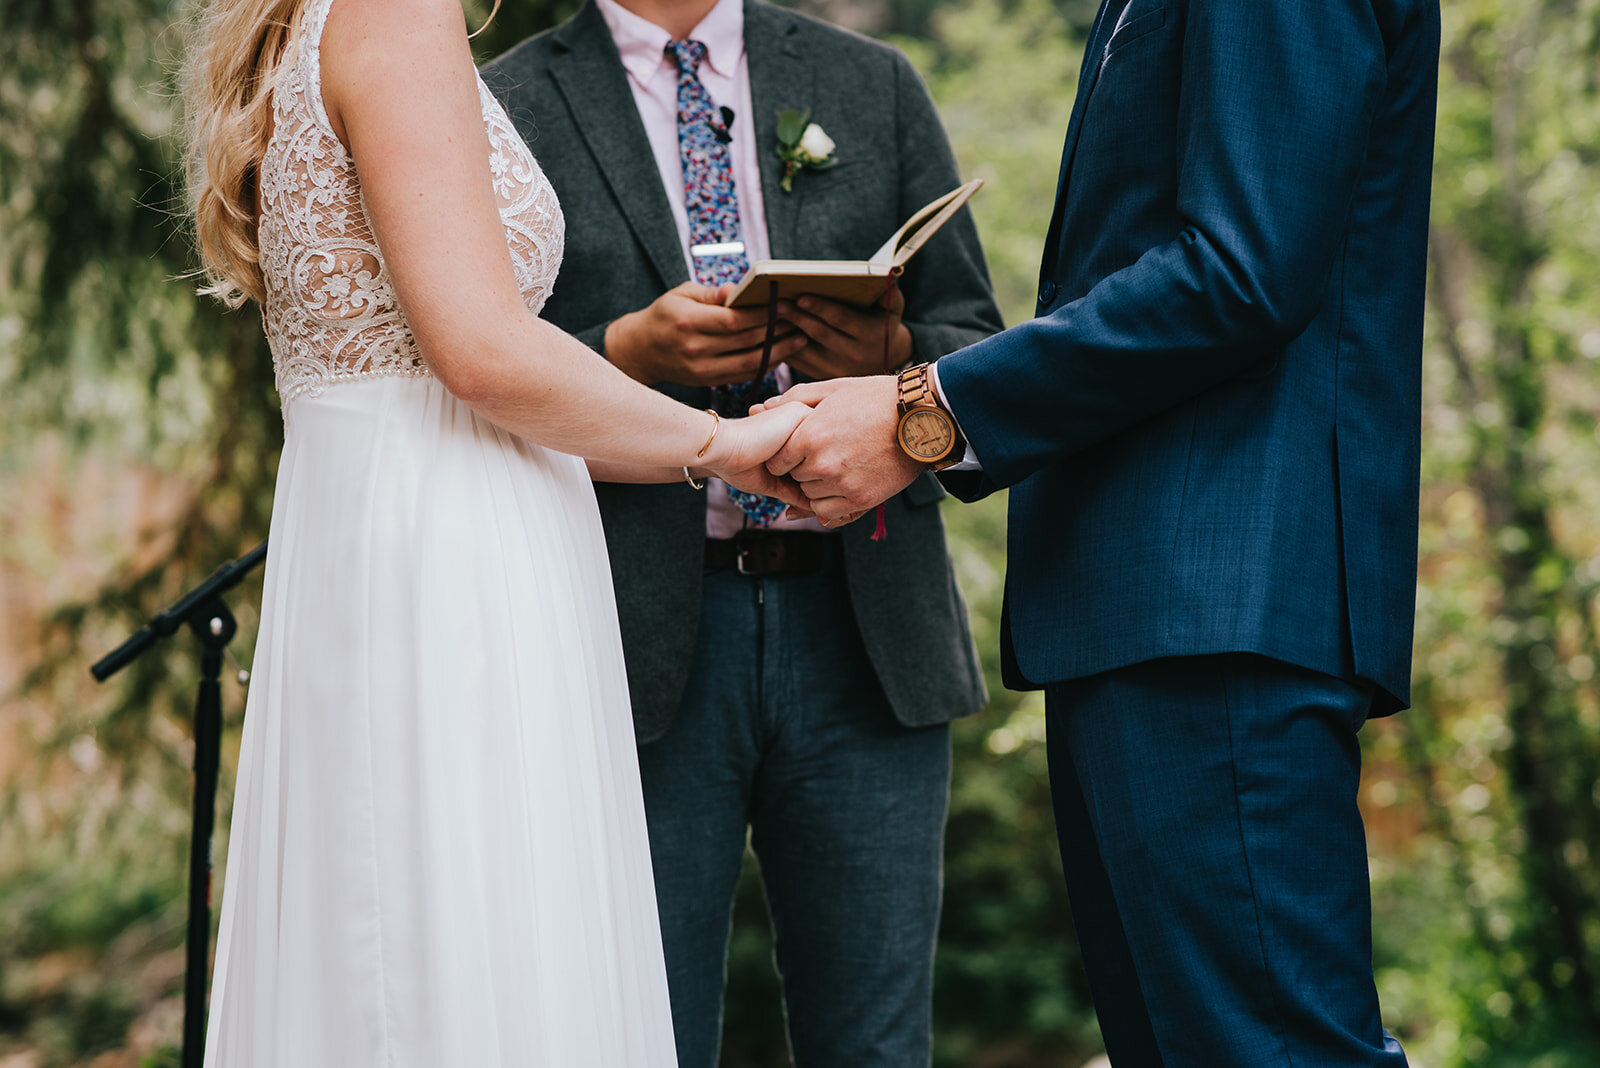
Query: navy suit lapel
[
  {"left": 1038, "top": 0, "right": 1128, "bottom": 280},
  {"left": 744, "top": 1, "right": 810, "bottom": 259},
  {"left": 548, "top": 2, "right": 688, "bottom": 288}
]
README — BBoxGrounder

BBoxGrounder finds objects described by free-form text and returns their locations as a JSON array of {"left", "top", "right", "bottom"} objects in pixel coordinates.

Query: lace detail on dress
[{"left": 258, "top": 0, "right": 564, "bottom": 406}]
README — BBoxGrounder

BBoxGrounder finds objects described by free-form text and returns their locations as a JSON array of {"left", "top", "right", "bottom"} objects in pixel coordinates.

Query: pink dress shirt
[{"left": 597, "top": 0, "right": 824, "bottom": 536}]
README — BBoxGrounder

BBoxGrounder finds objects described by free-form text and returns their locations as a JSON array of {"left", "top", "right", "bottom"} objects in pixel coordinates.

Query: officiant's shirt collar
[{"left": 597, "top": 0, "right": 745, "bottom": 83}]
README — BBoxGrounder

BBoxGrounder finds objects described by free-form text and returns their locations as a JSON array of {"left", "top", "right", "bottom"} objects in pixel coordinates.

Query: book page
[
  {"left": 724, "top": 180, "right": 983, "bottom": 307},
  {"left": 870, "top": 179, "right": 984, "bottom": 268}
]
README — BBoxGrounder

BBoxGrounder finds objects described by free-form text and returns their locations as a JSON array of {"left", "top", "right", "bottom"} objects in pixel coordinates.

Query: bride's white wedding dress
[{"left": 203, "top": 0, "right": 676, "bottom": 1062}]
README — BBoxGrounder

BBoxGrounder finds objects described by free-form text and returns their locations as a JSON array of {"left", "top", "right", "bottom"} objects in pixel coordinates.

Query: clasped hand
[{"left": 742, "top": 376, "right": 924, "bottom": 528}]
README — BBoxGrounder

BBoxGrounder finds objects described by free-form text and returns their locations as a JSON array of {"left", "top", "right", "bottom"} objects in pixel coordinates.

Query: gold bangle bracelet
[
  {"left": 696, "top": 408, "right": 720, "bottom": 460},
  {"left": 683, "top": 466, "right": 705, "bottom": 490}
]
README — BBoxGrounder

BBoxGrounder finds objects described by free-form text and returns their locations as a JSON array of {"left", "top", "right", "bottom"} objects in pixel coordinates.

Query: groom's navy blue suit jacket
[{"left": 938, "top": 0, "right": 1440, "bottom": 712}]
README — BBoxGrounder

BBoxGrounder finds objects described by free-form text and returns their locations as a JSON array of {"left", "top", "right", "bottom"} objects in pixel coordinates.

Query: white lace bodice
[{"left": 258, "top": 0, "right": 563, "bottom": 405}]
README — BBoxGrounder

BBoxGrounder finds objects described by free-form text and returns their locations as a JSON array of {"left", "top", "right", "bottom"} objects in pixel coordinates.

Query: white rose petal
[{"left": 798, "top": 123, "right": 835, "bottom": 162}]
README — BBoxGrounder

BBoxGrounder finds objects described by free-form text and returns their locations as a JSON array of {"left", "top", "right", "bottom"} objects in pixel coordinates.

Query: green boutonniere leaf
[{"left": 776, "top": 107, "right": 810, "bottom": 147}]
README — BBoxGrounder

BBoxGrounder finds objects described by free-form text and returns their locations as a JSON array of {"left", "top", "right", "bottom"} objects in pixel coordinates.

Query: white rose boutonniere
[
  {"left": 798, "top": 123, "right": 835, "bottom": 161},
  {"left": 775, "top": 108, "right": 838, "bottom": 192}
]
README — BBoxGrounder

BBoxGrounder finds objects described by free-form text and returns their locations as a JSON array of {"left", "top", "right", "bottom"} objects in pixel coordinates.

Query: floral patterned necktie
[{"left": 667, "top": 39, "right": 785, "bottom": 526}]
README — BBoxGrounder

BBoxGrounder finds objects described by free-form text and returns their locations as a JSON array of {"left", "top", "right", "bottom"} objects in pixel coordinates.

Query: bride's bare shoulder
[
  {"left": 321, "top": 0, "right": 467, "bottom": 43},
  {"left": 320, "top": 0, "right": 469, "bottom": 56},
  {"left": 318, "top": 0, "right": 475, "bottom": 142}
]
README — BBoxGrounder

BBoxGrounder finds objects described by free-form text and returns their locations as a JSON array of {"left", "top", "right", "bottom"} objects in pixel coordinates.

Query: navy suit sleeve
[{"left": 935, "top": 0, "right": 1390, "bottom": 489}]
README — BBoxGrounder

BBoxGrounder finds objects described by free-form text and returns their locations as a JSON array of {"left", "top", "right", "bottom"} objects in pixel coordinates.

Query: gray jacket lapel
[
  {"left": 744, "top": 1, "right": 811, "bottom": 259},
  {"left": 548, "top": 2, "right": 688, "bottom": 288}
]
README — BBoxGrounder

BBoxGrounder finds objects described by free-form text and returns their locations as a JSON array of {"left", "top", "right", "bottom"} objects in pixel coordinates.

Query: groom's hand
[
  {"left": 604, "top": 282, "right": 809, "bottom": 388},
  {"left": 702, "top": 401, "right": 817, "bottom": 519},
  {"left": 758, "top": 376, "right": 922, "bottom": 525}
]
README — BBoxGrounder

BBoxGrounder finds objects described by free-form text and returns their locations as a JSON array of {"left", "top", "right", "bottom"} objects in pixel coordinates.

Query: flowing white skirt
[{"left": 204, "top": 377, "right": 676, "bottom": 1066}]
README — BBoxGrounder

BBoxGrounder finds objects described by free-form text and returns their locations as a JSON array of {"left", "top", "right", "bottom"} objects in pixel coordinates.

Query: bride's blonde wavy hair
[
  {"left": 182, "top": 0, "right": 304, "bottom": 307},
  {"left": 181, "top": 0, "right": 501, "bottom": 308}
]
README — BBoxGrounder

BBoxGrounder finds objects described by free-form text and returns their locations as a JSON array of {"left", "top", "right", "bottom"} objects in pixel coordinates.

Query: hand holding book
[{"left": 779, "top": 284, "right": 912, "bottom": 382}]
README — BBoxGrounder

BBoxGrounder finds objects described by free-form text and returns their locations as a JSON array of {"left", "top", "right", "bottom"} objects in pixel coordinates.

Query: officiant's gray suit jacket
[{"left": 483, "top": 0, "right": 999, "bottom": 742}]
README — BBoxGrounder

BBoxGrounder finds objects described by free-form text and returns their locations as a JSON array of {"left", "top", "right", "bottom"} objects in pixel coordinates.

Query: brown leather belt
[{"left": 704, "top": 532, "right": 838, "bottom": 576}]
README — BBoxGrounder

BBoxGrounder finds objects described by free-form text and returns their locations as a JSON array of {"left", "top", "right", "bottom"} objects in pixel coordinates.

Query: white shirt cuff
[{"left": 928, "top": 362, "right": 982, "bottom": 471}]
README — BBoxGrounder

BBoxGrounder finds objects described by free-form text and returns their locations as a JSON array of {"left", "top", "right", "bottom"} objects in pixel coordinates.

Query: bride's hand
[{"left": 700, "top": 405, "right": 814, "bottom": 515}]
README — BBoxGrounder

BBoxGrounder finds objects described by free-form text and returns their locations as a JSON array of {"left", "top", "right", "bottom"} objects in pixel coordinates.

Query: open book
[{"left": 723, "top": 180, "right": 983, "bottom": 309}]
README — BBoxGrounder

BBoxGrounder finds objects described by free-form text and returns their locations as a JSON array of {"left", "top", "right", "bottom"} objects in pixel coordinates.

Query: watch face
[{"left": 899, "top": 408, "right": 956, "bottom": 463}]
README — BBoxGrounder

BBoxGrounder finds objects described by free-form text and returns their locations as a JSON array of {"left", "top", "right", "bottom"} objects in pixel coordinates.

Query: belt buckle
[{"left": 735, "top": 540, "right": 756, "bottom": 576}]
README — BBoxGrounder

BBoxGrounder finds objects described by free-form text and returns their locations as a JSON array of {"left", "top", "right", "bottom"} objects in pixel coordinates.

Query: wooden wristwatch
[{"left": 896, "top": 363, "right": 966, "bottom": 470}]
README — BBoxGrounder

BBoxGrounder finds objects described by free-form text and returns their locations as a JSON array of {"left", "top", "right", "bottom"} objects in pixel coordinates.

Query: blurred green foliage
[{"left": 3, "top": 0, "right": 1600, "bottom": 1066}]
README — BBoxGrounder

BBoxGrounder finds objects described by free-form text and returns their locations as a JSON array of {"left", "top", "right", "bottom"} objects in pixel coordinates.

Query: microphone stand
[{"left": 90, "top": 539, "right": 267, "bottom": 1068}]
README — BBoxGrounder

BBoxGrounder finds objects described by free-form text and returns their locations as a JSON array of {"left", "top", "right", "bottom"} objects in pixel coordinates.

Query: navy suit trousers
[{"left": 1047, "top": 655, "right": 1409, "bottom": 1066}]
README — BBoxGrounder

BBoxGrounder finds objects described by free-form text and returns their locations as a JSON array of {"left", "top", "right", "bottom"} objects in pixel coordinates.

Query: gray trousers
[{"left": 637, "top": 561, "right": 951, "bottom": 1068}]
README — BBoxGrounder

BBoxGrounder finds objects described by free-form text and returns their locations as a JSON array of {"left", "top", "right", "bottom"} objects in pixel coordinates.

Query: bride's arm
[{"left": 317, "top": 0, "right": 800, "bottom": 485}]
